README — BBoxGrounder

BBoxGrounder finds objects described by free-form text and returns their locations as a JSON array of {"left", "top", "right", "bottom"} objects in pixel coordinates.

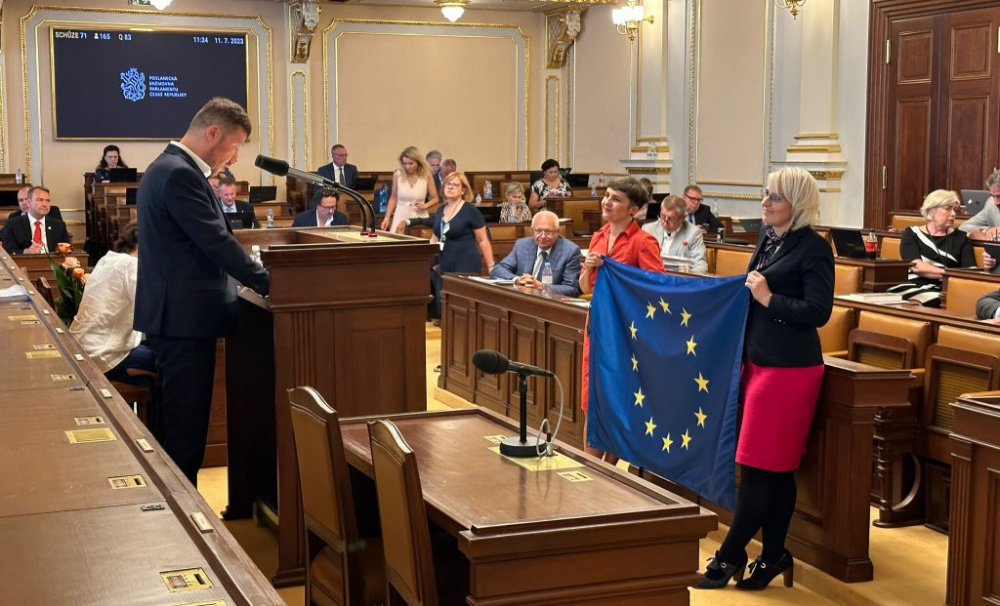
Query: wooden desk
[
  {"left": 440, "top": 275, "right": 913, "bottom": 582},
  {"left": 339, "top": 407, "right": 717, "bottom": 606},
  {"left": 0, "top": 252, "right": 281, "bottom": 605},
  {"left": 8, "top": 251, "right": 90, "bottom": 281},
  {"left": 224, "top": 226, "right": 439, "bottom": 586},
  {"left": 947, "top": 393, "right": 1000, "bottom": 606}
]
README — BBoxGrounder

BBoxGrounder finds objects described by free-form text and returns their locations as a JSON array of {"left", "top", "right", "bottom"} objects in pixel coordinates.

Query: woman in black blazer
[{"left": 698, "top": 167, "right": 834, "bottom": 591}]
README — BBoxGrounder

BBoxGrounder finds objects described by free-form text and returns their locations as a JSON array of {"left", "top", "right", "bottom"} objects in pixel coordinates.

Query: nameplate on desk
[
  {"left": 20, "top": 320, "right": 40, "bottom": 326},
  {"left": 483, "top": 434, "right": 506, "bottom": 444},
  {"left": 32, "top": 343, "right": 55, "bottom": 350},
  {"left": 66, "top": 427, "right": 116, "bottom": 443},
  {"left": 99, "top": 388, "right": 113, "bottom": 399},
  {"left": 51, "top": 373, "right": 76, "bottom": 381},
  {"left": 25, "top": 350, "right": 61, "bottom": 359},
  {"left": 55, "top": 327, "right": 64, "bottom": 334},
  {"left": 190, "top": 512, "right": 215, "bottom": 533},
  {"left": 160, "top": 568, "right": 213, "bottom": 593},
  {"left": 558, "top": 470, "right": 594, "bottom": 482},
  {"left": 74, "top": 354, "right": 84, "bottom": 361},
  {"left": 489, "top": 447, "right": 584, "bottom": 471},
  {"left": 73, "top": 416, "right": 105, "bottom": 426},
  {"left": 136, "top": 438, "right": 154, "bottom": 452},
  {"left": 9, "top": 314, "right": 36, "bottom": 321}
]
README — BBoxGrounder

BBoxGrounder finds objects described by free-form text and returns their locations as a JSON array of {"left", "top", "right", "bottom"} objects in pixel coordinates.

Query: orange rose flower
[
  {"left": 56, "top": 242, "right": 72, "bottom": 254},
  {"left": 71, "top": 267, "right": 85, "bottom": 280}
]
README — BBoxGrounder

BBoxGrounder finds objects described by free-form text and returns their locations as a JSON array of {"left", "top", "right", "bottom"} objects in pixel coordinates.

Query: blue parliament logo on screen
[
  {"left": 120, "top": 68, "right": 146, "bottom": 102},
  {"left": 51, "top": 27, "right": 248, "bottom": 139}
]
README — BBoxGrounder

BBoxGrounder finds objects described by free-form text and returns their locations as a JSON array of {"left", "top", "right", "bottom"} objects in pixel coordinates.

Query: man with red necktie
[{"left": 1, "top": 186, "right": 71, "bottom": 254}]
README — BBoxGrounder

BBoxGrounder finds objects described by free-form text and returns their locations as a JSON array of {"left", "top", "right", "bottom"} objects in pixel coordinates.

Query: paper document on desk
[
  {"left": 468, "top": 276, "right": 515, "bottom": 286},
  {"left": 0, "top": 285, "right": 29, "bottom": 301},
  {"left": 836, "top": 293, "right": 905, "bottom": 305}
]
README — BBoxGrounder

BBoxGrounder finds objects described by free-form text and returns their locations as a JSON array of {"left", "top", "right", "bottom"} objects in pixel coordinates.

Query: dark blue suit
[
  {"left": 291, "top": 209, "right": 348, "bottom": 227},
  {"left": 135, "top": 143, "right": 269, "bottom": 485},
  {"left": 312, "top": 162, "right": 358, "bottom": 206},
  {"left": 490, "top": 235, "right": 582, "bottom": 297},
  {"left": 2, "top": 214, "right": 71, "bottom": 254}
]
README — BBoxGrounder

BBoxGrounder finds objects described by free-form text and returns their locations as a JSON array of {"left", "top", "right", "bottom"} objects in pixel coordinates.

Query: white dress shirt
[{"left": 69, "top": 251, "right": 142, "bottom": 373}]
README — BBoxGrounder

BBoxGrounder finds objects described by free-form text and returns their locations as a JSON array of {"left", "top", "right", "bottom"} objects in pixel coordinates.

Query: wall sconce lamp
[
  {"left": 774, "top": 0, "right": 805, "bottom": 19},
  {"left": 612, "top": 0, "right": 654, "bottom": 43},
  {"left": 437, "top": 0, "right": 469, "bottom": 22}
]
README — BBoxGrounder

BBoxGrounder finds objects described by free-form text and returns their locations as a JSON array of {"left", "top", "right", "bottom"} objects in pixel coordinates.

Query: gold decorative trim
[
  {"left": 703, "top": 191, "right": 762, "bottom": 201},
  {"left": 290, "top": 70, "right": 309, "bottom": 170},
  {"left": 322, "top": 18, "right": 530, "bottom": 168},
  {"left": 636, "top": 135, "right": 666, "bottom": 142},
  {"left": 699, "top": 179, "right": 762, "bottom": 187},
  {"left": 687, "top": 0, "right": 700, "bottom": 185},
  {"left": 545, "top": 75, "right": 560, "bottom": 160},
  {"left": 787, "top": 144, "right": 842, "bottom": 153},
  {"left": 631, "top": 145, "right": 669, "bottom": 153},
  {"left": 793, "top": 132, "right": 839, "bottom": 140},
  {"left": 0, "top": 63, "right": 6, "bottom": 172},
  {"left": 818, "top": 187, "right": 842, "bottom": 193},
  {"left": 625, "top": 166, "right": 670, "bottom": 175},
  {"left": 810, "top": 170, "right": 844, "bottom": 181},
  {"left": 766, "top": 2, "right": 775, "bottom": 182},
  {"left": 20, "top": 6, "right": 273, "bottom": 183}
]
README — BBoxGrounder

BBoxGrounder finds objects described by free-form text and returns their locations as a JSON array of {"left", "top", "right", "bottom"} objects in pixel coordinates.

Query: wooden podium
[{"left": 223, "top": 226, "right": 438, "bottom": 586}]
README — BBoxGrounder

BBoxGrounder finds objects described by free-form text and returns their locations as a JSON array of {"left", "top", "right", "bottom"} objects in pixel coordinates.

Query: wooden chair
[
  {"left": 559, "top": 199, "right": 601, "bottom": 236},
  {"left": 834, "top": 263, "right": 863, "bottom": 294},
  {"left": 713, "top": 248, "right": 752, "bottom": 277},
  {"left": 288, "top": 387, "right": 385, "bottom": 606},
  {"left": 817, "top": 305, "right": 853, "bottom": 356},
  {"left": 879, "top": 236, "right": 902, "bottom": 260},
  {"left": 34, "top": 276, "right": 56, "bottom": 308},
  {"left": 942, "top": 275, "right": 999, "bottom": 316},
  {"left": 891, "top": 214, "right": 925, "bottom": 231},
  {"left": 368, "top": 419, "right": 439, "bottom": 606}
]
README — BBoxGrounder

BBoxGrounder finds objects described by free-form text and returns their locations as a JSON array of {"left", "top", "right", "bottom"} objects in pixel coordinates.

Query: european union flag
[{"left": 588, "top": 258, "right": 749, "bottom": 508}]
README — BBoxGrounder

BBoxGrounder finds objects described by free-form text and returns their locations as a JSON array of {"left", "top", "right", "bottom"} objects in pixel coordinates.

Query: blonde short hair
[
  {"left": 398, "top": 146, "right": 430, "bottom": 178},
  {"left": 766, "top": 167, "right": 820, "bottom": 230},
  {"left": 919, "top": 189, "right": 960, "bottom": 219},
  {"left": 441, "top": 171, "right": 474, "bottom": 203}
]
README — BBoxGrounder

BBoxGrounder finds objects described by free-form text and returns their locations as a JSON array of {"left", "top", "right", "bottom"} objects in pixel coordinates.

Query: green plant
[{"left": 46, "top": 252, "right": 84, "bottom": 326}]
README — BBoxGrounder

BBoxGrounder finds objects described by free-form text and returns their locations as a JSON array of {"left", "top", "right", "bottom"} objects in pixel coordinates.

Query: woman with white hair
[
  {"left": 698, "top": 167, "right": 834, "bottom": 592},
  {"left": 887, "top": 189, "right": 976, "bottom": 307}
]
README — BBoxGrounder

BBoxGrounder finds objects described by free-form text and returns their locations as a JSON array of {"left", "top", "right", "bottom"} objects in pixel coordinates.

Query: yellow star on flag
[
  {"left": 646, "top": 302, "right": 656, "bottom": 319},
  {"left": 680, "top": 309, "right": 692, "bottom": 326},
  {"left": 659, "top": 297, "right": 671, "bottom": 314},
  {"left": 629, "top": 321, "right": 638, "bottom": 340},
  {"left": 661, "top": 433, "right": 673, "bottom": 452},
  {"left": 631, "top": 353, "right": 639, "bottom": 372},
  {"left": 681, "top": 429, "right": 692, "bottom": 449},
  {"left": 686, "top": 336, "right": 697, "bottom": 356},
  {"left": 634, "top": 388, "right": 645, "bottom": 407},
  {"left": 694, "top": 373, "right": 710, "bottom": 392},
  {"left": 695, "top": 407, "right": 707, "bottom": 427},
  {"left": 645, "top": 417, "right": 657, "bottom": 436}
]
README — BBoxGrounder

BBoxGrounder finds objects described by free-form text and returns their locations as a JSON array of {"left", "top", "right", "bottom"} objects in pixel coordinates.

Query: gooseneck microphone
[
  {"left": 254, "top": 154, "right": 376, "bottom": 235},
  {"left": 472, "top": 349, "right": 552, "bottom": 457},
  {"left": 472, "top": 349, "right": 555, "bottom": 378}
]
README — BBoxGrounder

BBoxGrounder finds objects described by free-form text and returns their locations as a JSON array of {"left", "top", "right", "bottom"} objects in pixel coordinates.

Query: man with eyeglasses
[
  {"left": 292, "top": 189, "right": 348, "bottom": 227},
  {"left": 642, "top": 195, "right": 708, "bottom": 273},
  {"left": 959, "top": 169, "right": 1000, "bottom": 273},
  {"left": 312, "top": 143, "right": 358, "bottom": 205},
  {"left": 683, "top": 184, "right": 723, "bottom": 233},
  {"left": 490, "top": 210, "right": 582, "bottom": 296}
]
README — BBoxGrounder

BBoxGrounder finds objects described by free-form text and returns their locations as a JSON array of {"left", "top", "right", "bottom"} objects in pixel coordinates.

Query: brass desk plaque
[
  {"left": 108, "top": 474, "right": 146, "bottom": 489},
  {"left": 73, "top": 416, "right": 105, "bottom": 426},
  {"left": 65, "top": 428, "right": 115, "bottom": 443},
  {"left": 25, "top": 350, "right": 60, "bottom": 359},
  {"left": 160, "top": 568, "right": 213, "bottom": 593}
]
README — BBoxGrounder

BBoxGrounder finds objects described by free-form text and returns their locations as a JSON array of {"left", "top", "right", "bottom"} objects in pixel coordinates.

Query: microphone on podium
[
  {"left": 254, "top": 154, "right": 376, "bottom": 235},
  {"left": 473, "top": 349, "right": 551, "bottom": 457}
]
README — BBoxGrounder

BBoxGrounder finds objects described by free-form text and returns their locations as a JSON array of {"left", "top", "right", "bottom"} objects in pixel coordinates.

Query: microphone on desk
[
  {"left": 254, "top": 154, "right": 376, "bottom": 235},
  {"left": 472, "top": 349, "right": 555, "bottom": 378}
]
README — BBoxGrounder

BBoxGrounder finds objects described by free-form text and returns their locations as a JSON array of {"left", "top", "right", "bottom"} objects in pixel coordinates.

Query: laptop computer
[
  {"left": 0, "top": 190, "right": 19, "bottom": 206},
  {"left": 979, "top": 241, "right": 1000, "bottom": 275},
  {"left": 478, "top": 206, "right": 502, "bottom": 223},
  {"left": 248, "top": 186, "right": 277, "bottom": 203},
  {"left": 108, "top": 167, "right": 138, "bottom": 183},
  {"left": 734, "top": 217, "right": 763, "bottom": 234},
  {"left": 565, "top": 173, "right": 590, "bottom": 188},
  {"left": 645, "top": 200, "right": 662, "bottom": 221},
  {"left": 351, "top": 176, "right": 378, "bottom": 191},
  {"left": 828, "top": 227, "right": 870, "bottom": 259},
  {"left": 226, "top": 210, "right": 257, "bottom": 230},
  {"left": 961, "top": 189, "right": 991, "bottom": 215}
]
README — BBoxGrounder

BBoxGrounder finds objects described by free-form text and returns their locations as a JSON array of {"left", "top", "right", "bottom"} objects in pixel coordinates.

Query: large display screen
[{"left": 50, "top": 27, "right": 249, "bottom": 140}]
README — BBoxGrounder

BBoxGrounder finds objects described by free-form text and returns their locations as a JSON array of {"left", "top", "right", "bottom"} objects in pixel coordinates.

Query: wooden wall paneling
[
  {"left": 443, "top": 298, "right": 472, "bottom": 400},
  {"left": 474, "top": 301, "right": 507, "bottom": 415},
  {"left": 890, "top": 18, "right": 937, "bottom": 213},
  {"left": 508, "top": 312, "right": 545, "bottom": 428},
  {"left": 546, "top": 323, "right": 585, "bottom": 450}
]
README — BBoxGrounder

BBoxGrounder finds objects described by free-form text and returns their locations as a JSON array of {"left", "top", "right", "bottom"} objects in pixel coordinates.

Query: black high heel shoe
[
  {"left": 696, "top": 550, "right": 748, "bottom": 589},
  {"left": 735, "top": 549, "right": 794, "bottom": 590}
]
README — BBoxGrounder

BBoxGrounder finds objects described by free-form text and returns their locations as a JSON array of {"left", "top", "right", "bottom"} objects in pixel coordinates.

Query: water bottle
[
  {"left": 14, "top": 168, "right": 22, "bottom": 184},
  {"left": 475, "top": 194, "right": 482, "bottom": 206},
  {"left": 541, "top": 262, "right": 553, "bottom": 294},
  {"left": 712, "top": 200, "right": 719, "bottom": 215},
  {"left": 647, "top": 142, "right": 656, "bottom": 160},
  {"left": 266, "top": 208, "right": 275, "bottom": 228},
  {"left": 483, "top": 180, "right": 493, "bottom": 200},
  {"left": 590, "top": 181, "right": 598, "bottom": 197},
  {"left": 250, "top": 244, "right": 263, "bottom": 265}
]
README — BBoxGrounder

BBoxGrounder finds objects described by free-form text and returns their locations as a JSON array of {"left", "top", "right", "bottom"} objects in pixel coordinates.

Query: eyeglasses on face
[
  {"left": 318, "top": 205, "right": 338, "bottom": 211},
  {"left": 685, "top": 193, "right": 704, "bottom": 203},
  {"left": 532, "top": 228, "right": 558, "bottom": 236},
  {"left": 761, "top": 190, "right": 788, "bottom": 204},
  {"left": 444, "top": 182, "right": 464, "bottom": 188}
]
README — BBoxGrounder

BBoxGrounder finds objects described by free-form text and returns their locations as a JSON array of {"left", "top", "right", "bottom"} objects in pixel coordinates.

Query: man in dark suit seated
[
  {"left": 683, "top": 184, "right": 723, "bottom": 232},
  {"left": 217, "top": 177, "right": 258, "bottom": 228},
  {"left": 5, "top": 184, "right": 64, "bottom": 221},
  {"left": 490, "top": 210, "right": 582, "bottom": 297},
  {"left": 976, "top": 289, "right": 1000, "bottom": 320},
  {"left": 312, "top": 143, "right": 358, "bottom": 206},
  {"left": 426, "top": 149, "right": 443, "bottom": 196},
  {"left": 2, "top": 186, "right": 71, "bottom": 254},
  {"left": 134, "top": 97, "right": 270, "bottom": 486},
  {"left": 292, "top": 189, "right": 348, "bottom": 227}
]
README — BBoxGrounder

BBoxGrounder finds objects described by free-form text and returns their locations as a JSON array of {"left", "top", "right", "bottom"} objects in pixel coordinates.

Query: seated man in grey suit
[
  {"left": 2, "top": 186, "right": 71, "bottom": 254},
  {"left": 976, "top": 289, "right": 1000, "bottom": 320},
  {"left": 292, "top": 189, "right": 348, "bottom": 227},
  {"left": 961, "top": 169, "right": 1000, "bottom": 274},
  {"left": 490, "top": 210, "right": 582, "bottom": 296},
  {"left": 642, "top": 194, "right": 708, "bottom": 273},
  {"left": 217, "top": 177, "right": 258, "bottom": 228}
]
